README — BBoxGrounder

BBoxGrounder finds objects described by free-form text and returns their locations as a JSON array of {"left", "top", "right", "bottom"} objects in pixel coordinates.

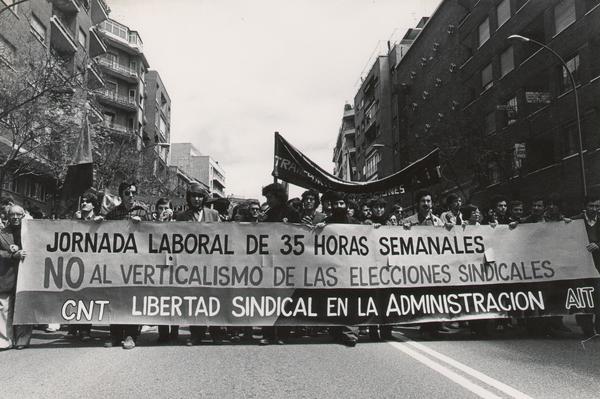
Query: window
[
  {"left": 497, "top": 0, "right": 511, "bottom": 28},
  {"left": 78, "top": 28, "right": 86, "bottom": 47},
  {"left": 487, "top": 161, "right": 501, "bottom": 184},
  {"left": 128, "top": 89, "right": 136, "bottom": 103},
  {"left": 365, "top": 152, "right": 381, "bottom": 178},
  {"left": 102, "top": 20, "right": 127, "bottom": 41},
  {"left": 481, "top": 63, "right": 493, "bottom": 91},
  {"left": 506, "top": 96, "right": 518, "bottom": 125},
  {"left": 30, "top": 14, "right": 47, "bottom": 42},
  {"left": 478, "top": 17, "right": 490, "bottom": 47},
  {"left": 500, "top": 46, "right": 514, "bottom": 77},
  {"left": 560, "top": 123, "right": 578, "bottom": 157},
  {"left": 159, "top": 116, "right": 167, "bottom": 135},
  {"left": 105, "top": 52, "right": 118, "bottom": 65},
  {"left": 554, "top": 0, "right": 576, "bottom": 35},
  {"left": 484, "top": 112, "right": 496, "bottom": 135},
  {"left": 561, "top": 54, "right": 580, "bottom": 92}
]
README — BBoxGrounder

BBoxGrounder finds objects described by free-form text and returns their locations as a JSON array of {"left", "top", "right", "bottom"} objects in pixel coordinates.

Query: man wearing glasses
[
  {"left": 103, "top": 181, "right": 152, "bottom": 349},
  {"left": 176, "top": 183, "right": 224, "bottom": 345}
]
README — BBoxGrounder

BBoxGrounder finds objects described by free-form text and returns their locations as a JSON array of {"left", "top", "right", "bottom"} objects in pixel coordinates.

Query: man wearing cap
[{"left": 176, "top": 183, "right": 225, "bottom": 345}]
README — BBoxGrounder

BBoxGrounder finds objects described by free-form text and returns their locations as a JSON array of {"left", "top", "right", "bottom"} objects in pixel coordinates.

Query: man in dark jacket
[
  {"left": 573, "top": 195, "right": 600, "bottom": 337},
  {"left": 103, "top": 182, "right": 152, "bottom": 349},
  {"left": 322, "top": 191, "right": 360, "bottom": 346},
  {"left": 300, "top": 189, "right": 326, "bottom": 225},
  {"left": 176, "top": 183, "right": 224, "bottom": 345}
]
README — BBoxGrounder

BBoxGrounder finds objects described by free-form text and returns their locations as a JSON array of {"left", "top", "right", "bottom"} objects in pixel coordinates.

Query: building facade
[
  {"left": 343, "top": 0, "right": 600, "bottom": 213},
  {"left": 332, "top": 104, "right": 357, "bottom": 181},
  {"left": 0, "top": 0, "right": 110, "bottom": 213},
  {"left": 170, "top": 143, "right": 226, "bottom": 198},
  {"left": 96, "top": 17, "right": 148, "bottom": 149}
]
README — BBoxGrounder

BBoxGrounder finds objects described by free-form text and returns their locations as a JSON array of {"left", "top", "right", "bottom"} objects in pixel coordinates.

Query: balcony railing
[
  {"left": 97, "top": 57, "right": 138, "bottom": 80},
  {"left": 91, "top": 0, "right": 110, "bottom": 25},
  {"left": 50, "top": 0, "right": 80, "bottom": 14},
  {"left": 50, "top": 15, "right": 77, "bottom": 54},
  {"left": 96, "top": 90, "right": 137, "bottom": 110},
  {"left": 101, "top": 123, "right": 136, "bottom": 138}
]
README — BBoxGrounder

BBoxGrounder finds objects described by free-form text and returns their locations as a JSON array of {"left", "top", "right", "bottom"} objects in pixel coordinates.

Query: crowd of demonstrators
[{"left": 1, "top": 178, "right": 599, "bottom": 351}]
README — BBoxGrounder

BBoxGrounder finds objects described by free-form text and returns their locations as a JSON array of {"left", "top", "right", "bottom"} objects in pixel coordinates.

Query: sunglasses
[{"left": 81, "top": 198, "right": 91, "bottom": 204}]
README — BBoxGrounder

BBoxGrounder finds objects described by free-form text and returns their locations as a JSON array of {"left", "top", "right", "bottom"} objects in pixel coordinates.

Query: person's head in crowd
[
  {"left": 346, "top": 200, "right": 358, "bottom": 218},
  {"left": 329, "top": 191, "right": 347, "bottom": 218},
  {"left": 415, "top": 189, "right": 434, "bottom": 218},
  {"left": 462, "top": 204, "right": 481, "bottom": 225},
  {"left": 360, "top": 202, "right": 373, "bottom": 221},
  {"left": 287, "top": 197, "right": 302, "bottom": 214},
  {"left": 231, "top": 204, "right": 244, "bottom": 222},
  {"left": 320, "top": 192, "right": 333, "bottom": 216},
  {"left": 7, "top": 205, "right": 25, "bottom": 228},
  {"left": 391, "top": 203, "right": 404, "bottom": 221},
  {"left": 186, "top": 183, "right": 209, "bottom": 211},
  {"left": 545, "top": 194, "right": 563, "bottom": 220},
  {"left": 509, "top": 200, "right": 524, "bottom": 221},
  {"left": 584, "top": 195, "right": 600, "bottom": 219},
  {"left": 530, "top": 196, "right": 545, "bottom": 216},
  {"left": 155, "top": 197, "right": 173, "bottom": 221},
  {"left": 118, "top": 181, "right": 138, "bottom": 210},
  {"left": 370, "top": 198, "right": 387, "bottom": 219},
  {"left": 491, "top": 195, "right": 508, "bottom": 217},
  {"left": 301, "top": 189, "right": 320, "bottom": 214},
  {"left": 247, "top": 200, "right": 261, "bottom": 222},
  {"left": 446, "top": 193, "right": 462, "bottom": 213},
  {"left": 262, "top": 183, "right": 288, "bottom": 209},
  {"left": 0, "top": 204, "right": 11, "bottom": 226},
  {"left": 80, "top": 190, "right": 99, "bottom": 218}
]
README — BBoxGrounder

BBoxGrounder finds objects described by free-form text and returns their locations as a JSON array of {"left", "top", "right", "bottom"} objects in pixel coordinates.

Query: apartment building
[
  {"left": 332, "top": 104, "right": 357, "bottom": 181},
  {"left": 95, "top": 17, "right": 148, "bottom": 149},
  {"left": 170, "top": 143, "right": 226, "bottom": 198},
  {"left": 0, "top": 0, "right": 110, "bottom": 212}
]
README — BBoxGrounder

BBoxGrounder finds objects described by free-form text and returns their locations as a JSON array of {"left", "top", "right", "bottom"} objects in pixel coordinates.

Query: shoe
[
  {"left": 186, "top": 338, "right": 201, "bottom": 346},
  {"left": 45, "top": 326, "right": 58, "bottom": 333},
  {"left": 79, "top": 332, "right": 92, "bottom": 342},
  {"left": 157, "top": 336, "right": 170, "bottom": 344},
  {"left": 15, "top": 345, "right": 27, "bottom": 350},
  {"left": 258, "top": 338, "right": 271, "bottom": 346},
  {"left": 275, "top": 339, "right": 285, "bottom": 345},
  {"left": 104, "top": 340, "right": 118, "bottom": 348},
  {"left": 230, "top": 335, "right": 241, "bottom": 343},
  {"left": 343, "top": 338, "right": 358, "bottom": 347},
  {"left": 212, "top": 338, "right": 223, "bottom": 345},
  {"left": 122, "top": 336, "right": 135, "bottom": 350}
]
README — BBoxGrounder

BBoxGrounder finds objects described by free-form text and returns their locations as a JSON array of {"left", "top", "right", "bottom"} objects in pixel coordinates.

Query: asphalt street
[{"left": 2, "top": 316, "right": 600, "bottom": 399}]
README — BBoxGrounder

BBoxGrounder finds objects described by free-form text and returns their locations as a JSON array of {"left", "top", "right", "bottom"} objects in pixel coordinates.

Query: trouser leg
[
  {"left": 13, "top": 324, "right": 32, "bottom": 347},
  {"left": 0, "top": 293, "right": 12, "bottom": 348},
  {"left": 190, "top": 326, "right": 207, "bottom": 341}
]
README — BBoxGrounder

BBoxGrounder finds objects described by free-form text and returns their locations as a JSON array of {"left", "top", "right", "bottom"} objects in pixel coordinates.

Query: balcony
[
  {"left": 343, "top": 127, "right": 356, "bottom": 137},
  {"left": 97, "top": 57, "right": 139, "bottom": 82},
  {"left": 86, "top": 61, "right": 104, "bottom": 89},
  {"left": 101, "top": 123, "right": 136, "bottom": 139},
  {"left": 99, "top": 20, "right": 144, "bottom": 54},
  {"left": 50, "top": 15, "right": 77, "bottom": 54},
  {"left": 88, "top": 27, "right": 107, "bottom": 58},
  {"left": 50, "top": 0, "right": 80, "bottom": 14},
  {"left": 96, "top": 89, "right": 137, "bottom": 111},
  {"left": 91, "top": 0, "right": 110, "bottom": 25}
]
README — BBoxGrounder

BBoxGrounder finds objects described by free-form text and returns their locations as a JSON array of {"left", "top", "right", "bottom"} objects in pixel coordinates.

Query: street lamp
[{"left": 507, "top": 34, "right": 587, "bottom": 198}]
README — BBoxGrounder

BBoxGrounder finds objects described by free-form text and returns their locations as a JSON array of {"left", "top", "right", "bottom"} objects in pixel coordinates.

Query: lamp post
[{"left": 508, "top": 34, "right": 587, "bottom": 198}]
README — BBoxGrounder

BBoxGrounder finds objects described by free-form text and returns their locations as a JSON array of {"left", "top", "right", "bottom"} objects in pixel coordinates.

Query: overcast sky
[{"left": 109, "top": 0, "right": 441, "bottom": 199}]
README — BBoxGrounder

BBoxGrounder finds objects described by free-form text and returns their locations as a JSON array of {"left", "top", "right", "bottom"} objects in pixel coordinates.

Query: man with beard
[
  {"left": 0, "top": 205, "right": 30, "bottom": 350},
  {"left": 573, "top": 196, "right": 600, "bottom": 337},
  {"left": 358, "top": 201, "right": 374, "bottom": 224},
  {"left": 300, "top": 189, "right": 326, "bottom": 225},
  {"left": 176, "top": 183, "right": 225, "bottom": 345},
  {"left": 103, "top": 182, "right": 152, "bottom": 349},
  {"left": 402, "top": 190, "right": 446, "bottom": 339},
  {"left": 320, "top": 191, "right": 359, "bottom": 346},
  {"left": 260, "top": 183, "right": 300, "bottom": 345}
]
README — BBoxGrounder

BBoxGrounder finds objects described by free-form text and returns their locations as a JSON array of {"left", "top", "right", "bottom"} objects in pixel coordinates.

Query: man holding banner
[{"left": 103, "top": 181, "right": 152, "bottom": 349}]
